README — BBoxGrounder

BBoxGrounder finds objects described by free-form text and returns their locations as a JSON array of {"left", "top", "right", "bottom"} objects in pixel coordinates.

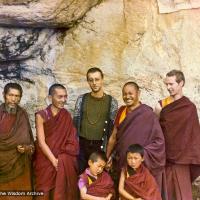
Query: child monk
[
  {"left": 78, "top": 150, "right": 115, "bottom": 200},
  {"left": 119, "top": 144, "right": 162, "bottom": 200}
]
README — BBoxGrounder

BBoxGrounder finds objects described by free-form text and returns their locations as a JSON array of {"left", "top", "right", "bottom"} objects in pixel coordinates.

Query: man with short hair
[
  {"left": 73, "top": 67, "right": 118, "bottom": 173},
  {"left": 155, "top": 69, "right": 200, "bottom": 200},
  {"left": 0, "top": 83, "right": 34, "bottom": 200},
  {"left": 34, "top": 83, "right": 79, "bottom": 200}
]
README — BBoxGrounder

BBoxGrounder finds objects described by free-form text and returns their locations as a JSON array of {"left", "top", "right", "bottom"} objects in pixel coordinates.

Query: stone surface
[
  {"left": 0, "top": 27, "right": 65, "bottom": 127},
  {"left": 0, "top": 0, "right": 200, "bottom": 147},
  {"left": 0, "top": 0, "right": 35, "bottom": 5},
  {"left": 0, "top": 1, "right": 200, "bottom": 196},
  {"left": 157, "top": 0, "right": 200, "bottom": 13},
  {"left": 55, "top": 0, "right": 200, "bottom": 118},
  {"left": 0, "top": 0, "right": 101, "bottom": 28}
]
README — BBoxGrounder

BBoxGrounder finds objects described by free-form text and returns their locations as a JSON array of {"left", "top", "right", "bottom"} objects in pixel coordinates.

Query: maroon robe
[
  {"left": 0, "top": 104, "right": 34, "bottom": 200},
  {"left": 34, "top": 106, "right": 79, "bottom": 200},
  {"left": 0, "top": 111, "right": 16, "bottom": 133},
  {"left": 115, "top": 104, "right": 167, "bottom": 199},
  {"left": 80, "top": 170, "right": 115, "bottom": 199},
  {"left": 122, "top": 164, "right": 162, "bottom": 200},
  {"left": 159, "top": 96, "right": 200, "bottom": 200},
  {"left": 160, "top": 96, "right": 200, "bottom": 166}
]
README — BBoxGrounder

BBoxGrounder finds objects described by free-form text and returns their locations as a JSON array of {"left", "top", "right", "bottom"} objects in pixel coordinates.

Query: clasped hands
[{"left": 17, "top": 144, "right": 35, "bottom": 155}]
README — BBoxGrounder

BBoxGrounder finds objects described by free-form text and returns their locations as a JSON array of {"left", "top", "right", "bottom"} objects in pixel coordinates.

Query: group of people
[{"left": 0, "top": 67, "right": 200, "bottom": 200}]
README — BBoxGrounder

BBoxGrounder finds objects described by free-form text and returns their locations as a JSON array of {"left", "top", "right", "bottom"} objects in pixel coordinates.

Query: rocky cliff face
[
  {"left": 0, "top": 0, "right": 200, "bottom": 195},
  {"left": 157, "top": 0, "right": 200, "bottom": 13},
  {"left": 0, "top": 0, "right": 101, "bottom": 27},
  {"left": 0, "top": 0, "right": 199, "bottom": 132},
  {"left": 55, "top": 0, "right": 200, "bottom": 114}
]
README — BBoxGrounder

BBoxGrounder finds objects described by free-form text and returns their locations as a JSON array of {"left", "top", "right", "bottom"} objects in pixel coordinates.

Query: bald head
[{"left": 122, "top": 81, "right": 140, "bottom": 92}]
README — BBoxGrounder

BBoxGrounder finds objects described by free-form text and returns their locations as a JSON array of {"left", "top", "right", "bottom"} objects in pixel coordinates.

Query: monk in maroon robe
[
  {"left": 159, "top": 96, "right": 200, "bottom": 199},
  {"left": 78, "top": 151, "right": 115, "bottom": 200},
  {"left": 155, "top": 70, "right": 200, "bottom": 200},
  {"left": 107, "top": 82, "right": 167, "bottom": 199},
  {"left": 119, "top": 144, "right": 162, "bottom": 200},
  {"left": 0, "top": 83, "right": 34, "bottom": 200},
  {"left": 121, "top": 164, "right": 162, "bottom": 200},
  {"left": 115, "top": 104, "right": 166, "bottom": 183},
  {"left": 34, "top": 84, "right": 79, "bottom": 200},
  {"left": 79, "top": 170, "right": 115, "bottom": 199}
]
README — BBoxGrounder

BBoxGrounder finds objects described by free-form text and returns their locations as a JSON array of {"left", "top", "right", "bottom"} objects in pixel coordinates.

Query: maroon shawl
[
  {"left": 123, "top": 164, "right": 162, "bottom": 200},
  {"left": 159, "top": 96, "right": 200, "bottom": 180},
  {"left": 80, "top": 170, "right": 115, "bottom": 199},
  {"left": 116, "top": 104, "right": 165, "bottom": 175},
  {"left": 34, "top": 106, "right": 79, "bottom": 199},
  {"left": 0, "top": 103, "right": 33, "bottom": 183}
]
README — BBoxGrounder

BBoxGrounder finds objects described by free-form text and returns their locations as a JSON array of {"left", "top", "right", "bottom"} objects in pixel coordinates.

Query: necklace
[{"left": 86, "top": 93, "right": 105, "bottom": 125}]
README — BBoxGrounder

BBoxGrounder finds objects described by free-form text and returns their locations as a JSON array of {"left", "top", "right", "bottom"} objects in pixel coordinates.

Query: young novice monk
[
  {"left": 78, "top": 151, "right": 115, "bottom": 200},
  {"left": 119, "top": 144, "right": 162, "bottom": 200}
]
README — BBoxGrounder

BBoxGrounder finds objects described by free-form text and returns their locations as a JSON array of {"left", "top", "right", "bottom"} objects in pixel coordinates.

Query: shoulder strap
[
  {"left": 80, "top": 93, "right": 88, "bottom": 118},
  {"left": 107, "top": 94, "right": 112, "bottom": 119}
]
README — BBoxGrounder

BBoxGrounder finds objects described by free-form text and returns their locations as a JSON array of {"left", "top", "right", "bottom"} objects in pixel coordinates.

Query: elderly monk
[
  {"left": 155, "top": 69, "right": 200, "bottom": 200},
  {"left": 0, "top": 83, "right": 34, "bottom": 200},
  {"left": 107, "top": 81, "right": 167, "bottom": 200},
  {"left": 34, "top": 83, "right": 79, "bottom": 200}
]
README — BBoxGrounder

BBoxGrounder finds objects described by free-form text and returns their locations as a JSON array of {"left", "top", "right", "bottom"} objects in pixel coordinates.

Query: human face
[
  {"left": 4, "top": 88, "right": 21, "bottom": 108},
  {"left": 88, "top": 158, "right": 106, "bottom": 176},
  {"left": 122, "top": 85, "right": 140, "bottom": 108},
  {"left": 127, "top": 152, "right": 144, "bottom": 170},
  {"left": 49, "top": 88, "right": 67, "bottom": 109},
  {"left": 87, "top": 72, "right": 103, "bottom": 93},
  {"left": 164, "top": 75, "right": 183, "bottom": 97}
]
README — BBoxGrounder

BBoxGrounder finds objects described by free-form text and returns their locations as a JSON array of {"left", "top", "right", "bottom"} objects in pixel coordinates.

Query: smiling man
[
  {"left": 155, "top": 70, "right": 200, "bottom": 200},
  {"left": 106, "top": 81, "right": 167, "bottom": 199},
  {"left": 73, "top": 67, "right": 118, "bottom": 174},
  {"left": 0, "top": 83, "right": 34, "bottom": 200},
  {"left": 34, "top": 83, "right": 79, "bottom": 200}
]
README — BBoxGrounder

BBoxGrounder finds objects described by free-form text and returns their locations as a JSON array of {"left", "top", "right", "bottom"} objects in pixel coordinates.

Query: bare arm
[
  {"left": 106, "top": 126, "right": 117, "bottom": 158},
  {"left": 154, "top": 103, "right": 162, "bottom": 118},
  {"left": 105, "top": 193, "right": 113, "bottom": 200},
  {"left": 35, "top": 113, "right": 58, "bottom": 170},
  {"left": 80, "top": 186, "right": 106, "bottom": 200},
  {"left": 119, "top": 170, "right": 135, "bottom": 200}
]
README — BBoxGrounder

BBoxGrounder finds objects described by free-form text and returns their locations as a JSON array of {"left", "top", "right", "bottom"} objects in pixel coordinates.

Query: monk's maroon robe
[
  {"left": 122, "top": 164, "right": 162, "bottom": 200},
  {"left": 115, "top": 104, "right": 167, "bottom": 199},
  {"left": 0, "top": 104, "right": 34, "bottom": 200},
  {"left": 160, "top": 96, "right": 200, "bottom": 200},
  {"left": 79, "top": 170, "right": 115, "bottom": 199},
  {"left": 0, "top": 111, "right": 16, "bottom": 133},
  {"left": 34, "top": 106, "right": 79, "bottom": 200}
]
